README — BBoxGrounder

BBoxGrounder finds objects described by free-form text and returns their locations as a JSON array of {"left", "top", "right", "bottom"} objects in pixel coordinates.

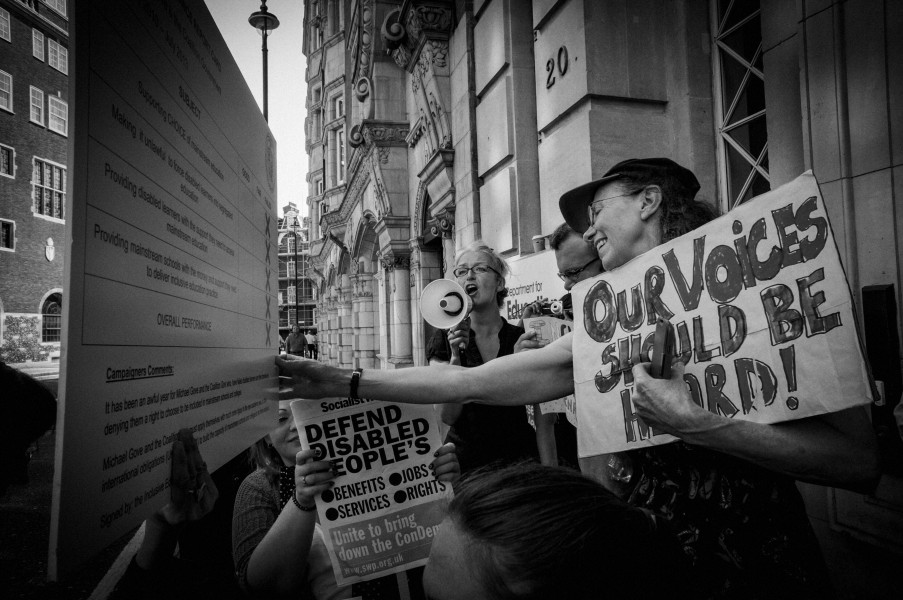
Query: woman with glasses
[
  {"left": 426, "top": 241, "right": 539, "bottom": 473},
  {"left": 278, "top": 158, "right": 877, "bottom": 598}
]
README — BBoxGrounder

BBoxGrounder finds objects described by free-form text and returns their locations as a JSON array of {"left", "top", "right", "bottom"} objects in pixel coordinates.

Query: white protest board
[
  {"left": 523, "top": 315, "right": 577, "bottom": 426},
  {"left": 502, "top": 248, "right": 559, "bottom": 322},
  {"left": 51, "top": 0, "right": 277, "bottom": 576},
  {"left": 292, "top": 398, "right": 451, "bottom": 586},
  {"left": 571, "top": 172, "right": 872, "bottom": 456}
]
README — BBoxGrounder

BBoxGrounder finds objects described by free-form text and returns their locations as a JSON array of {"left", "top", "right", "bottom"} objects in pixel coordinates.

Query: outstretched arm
[
  {"left": 630, "top": 361, "right": 880, "bottom": 491},
  {"left": 277, "top": 333, "right": 576, "bottom": 407}
]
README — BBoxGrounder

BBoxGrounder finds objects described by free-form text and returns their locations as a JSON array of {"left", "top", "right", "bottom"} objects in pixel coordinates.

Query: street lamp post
[
  {"left": 248, "top": 1, "right": 280, "bottom": 121},
  {"left": 292, "top": 216, "right": 300, "bottom": 332}
]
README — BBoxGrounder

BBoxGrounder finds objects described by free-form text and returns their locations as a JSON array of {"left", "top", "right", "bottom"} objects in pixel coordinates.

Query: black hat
[{"left": 558, "top": 158, "right": 700, "bottom": 233}]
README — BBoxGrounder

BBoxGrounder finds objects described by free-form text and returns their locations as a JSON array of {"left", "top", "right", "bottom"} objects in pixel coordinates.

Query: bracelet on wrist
[
  {"left": 349, "top": 368, "right": 363, "bottom": 399},
  {"left": 292, "top": 492, "right": 316, "bottom": 512}
]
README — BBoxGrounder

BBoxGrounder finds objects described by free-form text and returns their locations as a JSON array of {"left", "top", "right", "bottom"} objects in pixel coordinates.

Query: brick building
[
  {"left": 0, "top": 0, "right": 68, "bottom": 364},
  {"left": 277, "top": 202, "right": 316, "bottom": 343}
]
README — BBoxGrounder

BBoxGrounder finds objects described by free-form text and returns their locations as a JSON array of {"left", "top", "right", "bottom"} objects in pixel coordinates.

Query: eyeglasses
[
  {"left": 453, "top": 264, "right": 500, "bottom": 278},
  {"left": 557, "top": 257, "right": 601, "bottom": 282},
  {"left": 587, "top": 189, "right": 644, "bottom": 225}
]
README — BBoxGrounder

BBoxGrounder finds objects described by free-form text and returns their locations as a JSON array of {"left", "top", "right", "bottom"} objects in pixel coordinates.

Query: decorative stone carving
[
  {"left": 382, "top": 3, "right": 454, "bottom": 72},
  {"left": 349, "top": 0, "right": 375, "bottom": 115},
  {"left": 379, "top": 253, "right": 411, "bottom": 272},
  {"left": 428, "top": 212, "right": 454, "bottom": 239},
  {"left": 426, "top": 39, "right": 447, "bottom": 68}
]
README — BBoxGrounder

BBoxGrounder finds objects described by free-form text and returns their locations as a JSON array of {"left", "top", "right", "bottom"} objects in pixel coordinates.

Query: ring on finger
[{"left": 301, "top": 475, "right": 308, "bottom": 485}]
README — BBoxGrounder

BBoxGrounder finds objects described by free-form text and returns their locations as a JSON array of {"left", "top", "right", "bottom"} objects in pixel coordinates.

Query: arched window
[{"left": 42, "top": 293, "right": 62, "bottom": 342}]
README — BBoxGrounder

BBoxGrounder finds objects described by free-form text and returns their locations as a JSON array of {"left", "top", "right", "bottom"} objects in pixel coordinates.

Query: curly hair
[
  {"left": 455, "top": 240, "right": 510, "bottom": 307},
  {"left": 619, "top": 172, "right": 718, "bottom": 241}
]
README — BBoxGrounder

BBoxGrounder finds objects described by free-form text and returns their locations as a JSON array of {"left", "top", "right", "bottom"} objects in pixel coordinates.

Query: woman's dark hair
[
  {"left": 620, "top": 173, "right": 719, "bottom": 242},
  {"left": 249, "top": 438, "right": 284, "bottom": 492},
  {"left": 446, "top": 462, "right": 690, "bottom": 599}
]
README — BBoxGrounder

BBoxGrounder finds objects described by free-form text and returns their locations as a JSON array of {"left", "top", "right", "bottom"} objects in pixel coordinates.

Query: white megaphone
[{"left": 420, "top": 279, "right": 472, "bottom": 329}]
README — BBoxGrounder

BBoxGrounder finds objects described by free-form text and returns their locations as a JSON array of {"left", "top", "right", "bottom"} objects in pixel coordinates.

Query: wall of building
[
  {"left": 0, "top": 0, "right": 68, "bottom": 363},
  {"left": 305, "top": 2, "right": 903, "bottom": 592}
]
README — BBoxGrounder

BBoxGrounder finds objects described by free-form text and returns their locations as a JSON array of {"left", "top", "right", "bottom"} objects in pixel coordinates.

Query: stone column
[
  {"left": 324, "top": 291, "right": 337, "bottom": 366},
  {"left": 409, "top": 240, "right": 425, "bottom": 366},
  {"left": 351, "top": 260, "right": 378, "bottom": 369},
  {"left": 375, "top": 266, "right": 388, "bottom": 369},
  {"left": 382, "top": 253, "right": 413, "bottom": 368},
  {"left": 337, "top": 274, "right": 353, "bottom": 368}
]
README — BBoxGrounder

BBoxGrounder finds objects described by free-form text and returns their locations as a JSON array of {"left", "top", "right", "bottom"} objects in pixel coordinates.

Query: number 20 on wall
[{"left": 546, "top": 46, "right": 569, "bottom": 89}]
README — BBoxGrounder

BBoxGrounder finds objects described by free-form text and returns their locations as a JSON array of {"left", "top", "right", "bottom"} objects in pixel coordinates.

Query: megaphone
[{"left": 420, "top": 279, "right": 472, "bottom": 329}]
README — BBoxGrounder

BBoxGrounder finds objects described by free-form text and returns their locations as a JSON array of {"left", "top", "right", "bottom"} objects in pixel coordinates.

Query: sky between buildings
[{"left": 205, "top": 0, "right": 308, "bottom": 216}]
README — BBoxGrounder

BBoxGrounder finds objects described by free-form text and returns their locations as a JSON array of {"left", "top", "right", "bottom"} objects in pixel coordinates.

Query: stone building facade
[
  {"left": 303, "top": 1, "right": 903, "bottom": 590},
  {"left": 0, "top": 0, "right": 68, "bottom": 363},
  {"left": 277, "top": 203, "right": 316, "bottom": 342}
]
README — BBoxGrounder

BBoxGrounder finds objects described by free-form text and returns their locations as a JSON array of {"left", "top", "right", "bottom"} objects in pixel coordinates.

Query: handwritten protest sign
[
  {"left": 523, "top": 315, "right": 577, "bottom": 426},
  {"left": 571, "top": 172, "right": 873, "bottom": 456},
  {"left": 291, "top": 398, "right": 451, "bottom": 585}
]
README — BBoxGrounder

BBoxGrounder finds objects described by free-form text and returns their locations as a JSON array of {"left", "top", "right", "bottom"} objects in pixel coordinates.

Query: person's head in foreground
[
  {"left": 422, "top": 462, "right": 689, "bottom": 600},
  {"left": 559, "top": 157, "right": 717, "bottom": 271},
  {"left": 453, "top": 240, "right": 510, "bottom": 308}
]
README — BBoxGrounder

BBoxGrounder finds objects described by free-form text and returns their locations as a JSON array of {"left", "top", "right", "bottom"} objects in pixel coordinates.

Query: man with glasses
[{"left": 519, "top": 223, "right": 603, "bottom": 469}]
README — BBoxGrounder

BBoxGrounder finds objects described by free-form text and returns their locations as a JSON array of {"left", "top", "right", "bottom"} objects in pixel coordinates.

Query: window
[
  {"left": 0, "top": 8, "right": 9, "bottom": 42},
  {"left": 48, "top": 95, "right": 67, "bottom": 135},
  {"left": 333, "top": 95, "right": 344, "bottom": 120},
  {"left": 712, "top": 0, "right": 769, "bottom": 210},
  {"left": 287, "top": 234, "right": 295, "bottom": 253},
  {"left": 42, "top": 293, "right": 63, "bottom": 343},
  {"left": 1, "top": 219, "right": 14, "bottom": 251},
  {"left": 49, "top": 39, "right": 68, "bottom": 74},
  {"left": 288, "top": 260, "right": 296, "bottom": 277},
  {"left": 0, "top": 144, "right": 13, "bottom": 178},
  {"left": 33, "top": 158, "right": 66, "bottom": 220},
  {"left": 0, "top": 70, "right": 11, "bottom": 112},
  {"left": 335, "top": 126, "right": 345, "bottom": 183},
  {"left": 44, "top": 0, "right": 67, "bottom": 17},
  {"left": 287, "top": 286, "right": 296, "bottom": 304},
  {"left": 30, "top": 87, "right": 44, "bottom": 125},
  {"left": 33, "top": 29, "right": 45, "bottom": 60},
  {"left": 316, "top": 178, "right": 324, "bottom": 196}
]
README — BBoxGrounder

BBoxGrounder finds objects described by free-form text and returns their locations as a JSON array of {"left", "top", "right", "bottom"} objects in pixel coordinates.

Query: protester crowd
[{"left": 7, "top": 157, "right": 890, "bottom": 600}]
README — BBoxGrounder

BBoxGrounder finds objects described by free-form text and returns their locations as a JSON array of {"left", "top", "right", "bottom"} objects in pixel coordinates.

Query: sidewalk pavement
[{"left": 1, "top": 416, "right": 132, "bottom": 599}]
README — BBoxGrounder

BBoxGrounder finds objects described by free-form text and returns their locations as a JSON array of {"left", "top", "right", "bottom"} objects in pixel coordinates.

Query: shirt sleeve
[{"left": 231, "top": 471, "right": 279, "bottom": 592}]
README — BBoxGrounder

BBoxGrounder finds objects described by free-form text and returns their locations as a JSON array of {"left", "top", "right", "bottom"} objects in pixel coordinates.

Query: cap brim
[{"left": 559, "top": 174, "right": 622, "bottom": 233}]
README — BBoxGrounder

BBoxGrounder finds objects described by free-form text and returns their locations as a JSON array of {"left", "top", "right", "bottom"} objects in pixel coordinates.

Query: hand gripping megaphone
[{"left": 420, "top": 279, "right": 472, "bottom": 329}]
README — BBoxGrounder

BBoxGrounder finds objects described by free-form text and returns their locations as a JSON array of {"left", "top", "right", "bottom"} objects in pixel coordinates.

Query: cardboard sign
[
  {"left": 571, "top": 172, "right": 872, "bottom": 456},
  {"left": 51, "top": 0, "right": 277, "bottom": 576},
  {"left": 292, "top": 398, "right": 451, "bottom": 585}
]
